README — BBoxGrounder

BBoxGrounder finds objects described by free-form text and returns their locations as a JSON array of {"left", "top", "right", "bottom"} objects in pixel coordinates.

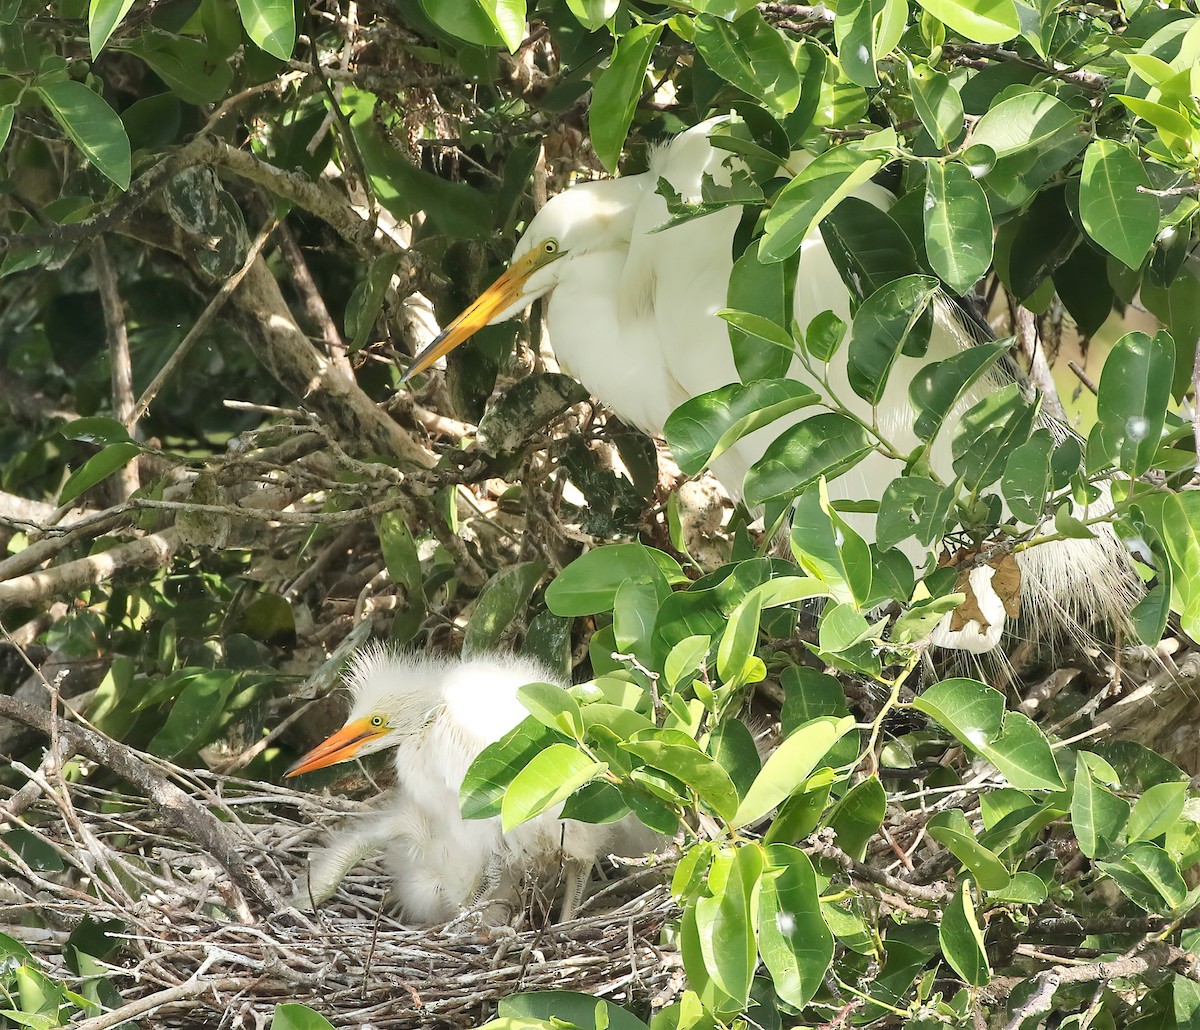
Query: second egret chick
[{"left": 285, "top": 645, "right": 615, "bottom": 923}]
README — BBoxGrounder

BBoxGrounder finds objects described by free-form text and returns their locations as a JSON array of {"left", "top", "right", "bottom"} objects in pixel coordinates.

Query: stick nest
[{"left": 1, "top": 767, "right": 680, "bottom": 1028}]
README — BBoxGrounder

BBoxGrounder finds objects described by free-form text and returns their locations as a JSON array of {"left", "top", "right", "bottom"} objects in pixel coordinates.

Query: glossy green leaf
[
  {"left": 234, "top": 0, "right": 295, "bottom": 57},
  {"left": 694, "top": 11, "right": 799, "bottom": 116},
  {"left": 820, "top": 197, "right": 923, "bottom": 304},
  {"left": 546, "top": 544, "right": 683, "bottom": 616},
  {"left": 590, "top": 24, "right": 662, "bottom": 172},
  {"left": 1089, "top": 330, "right": 1174, "bottom": 478},
  {"left": 708, "top": 719, "right": 762, "bottom": 800},
  {"left": 565, "top": 0, "right": 619, "bottom": 30},
  {"left": 59, "top": 442, "right": 140, "bottom": 504},
  {"left": 465, "top": 561, "right": 546, "bottom": 655},
  {"left": 148, "top": 669, "right": 242, "bottom": 759},
  {"left": 877, "top": 476, "right": 955, "bottom": 550},
  {"left": 272, "top": 1004, "right": 337, "bottom": 1030},
  {"left": 835, "top": 0, "right": 886, "bottom": 87},
  {"left": 518, "top": 682, "right": 584, "bottom": 740},
  {"left": 499, "top": 992, "right": 649, "bottom": 1030},
  {"left": 478, "top": 0, "right": 526, "bottom": 50},
  {"left": 664, "top": 378, "right": 817, "bottom": 477},
  {"left": 1097, "top": 841, "right": 1187, "bottom": 912},
  {"left": 914, "top": 678, "right": 1064, "bottom": 791},
  {"left": 461, "top": 717, "right": 566, "bottom": 820},
  {"left": 913, "top": 0, "right": 1017, "bottom": 43},
  {"left": 927, "top": 810, "right": 1011, "bottom": 890},
  {"left": 789, "top": 485, "right": 872, "bottom": 607},
  {"left": 695, "top": 845, "right": 762, "bottom": 1006},
  {"left": 89, "top": 0, "right": 135, "bottom": 55},
  {"left": 828, "top": 776, "right": 886, "bottom": 860},
  {"left": 717, "top": 592, "right": 763, "bottom": 687},
  {"left": 909, "top": 60, "right": 964, "bottom": 147},
  {"left": 987, "top": 871, "right": 1047, "bottom": 904},
  {"left": 734, "top": 715, "right": 855, "bottom": 826},
  {"left": 744, "top": 413, "right": 874, "bottom": 505},
  {"left": 951, "top": 383, "right": 1038, "bottom": 491},
  {"left": 910, "top": 342, "right": 1010, "bottom": 443},
  {"left": 762, "top": 146, "right": 888, "bottom": 263},
  {"left": 622, "top": 739, "right": 740, "bottom": 823},
  {"left": 924, "top": 161, "right": 993, "bottom": 293},
  {"left": 1127, "top": 781, "right": 1188, "bottom": 843},
  {"left": 757, "top": 844, "right": 834, "bottom": 1007},
  {"left": 1079, "top": 139, "right": 1159, "bottom": 270},
  {"left": 501, "top": 743, "right": 607, "bottom": 830},
  {"left": 939, "top": 881, "right": 991, "bottom": 986},
  {"left": 1001, "top": 429, "right": 1053, "bottom": 524},
  {"left": 37, "top": 81, "right": 131, "bottom": 189},
  {"left": 848, "top": 274, "right": 940, "bottom": 404}
]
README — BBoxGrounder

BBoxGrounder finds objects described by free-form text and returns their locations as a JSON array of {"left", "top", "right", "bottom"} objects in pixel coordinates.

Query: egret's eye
[
  {"left": 543, "top": 239, "right": 558, "bottom": 254},
  {"left": 370, "top": 715, "right": 385, "bottom": 728}
]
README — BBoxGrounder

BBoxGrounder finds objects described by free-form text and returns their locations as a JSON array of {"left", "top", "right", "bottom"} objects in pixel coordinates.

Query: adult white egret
[
  {"left": 285, "top": 645, "right": 622, "bottom": 923},
  {"left": 404, "top": 117, "right": 1138, "bottom": 654}
]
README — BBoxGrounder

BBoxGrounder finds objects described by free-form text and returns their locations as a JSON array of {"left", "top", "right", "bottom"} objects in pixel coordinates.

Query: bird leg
[
  {"left": 292, "top": 817, "right": 399, "bottom": 909},
  {"left": 467, "top": 851, "right": 505, "bottom": 909},
  {"left": 558, "top": 858, "right": 593, "bottom": 923}
]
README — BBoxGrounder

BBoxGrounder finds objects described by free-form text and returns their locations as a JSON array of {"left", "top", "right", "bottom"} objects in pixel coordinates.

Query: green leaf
[
  {"left": 89, "top": 0, "right": 136, "bottom": 55},
  {"left": 126, "top": 31, "right": 234, "bottom": 105},
  {"left": 1075, "top": 744, "right": 1128, "bottom": 859},
  {"left": 820, "top": 198, "right": 923, "bottom": 304},
  {"left": 664, "top": 635, "right": 711, "bottom": 690},
  {"left": 987, "top": 871, "right": 1047, "bottom": 904},
  {"left": 622, "top": 739, "right": 740, "bottom": 823},
  {"left": 272, "top": 1003, "right": 337, "bottom": 1030},
  {"left": 927, "top": 811, "right": 1012, "bottom": 890},
  {"left": 835, "top": 0, "right": 886, "bottom": 87},
  {"left": 664, "top": 378, "right": 817, "bottom": 478},
  {"left": 909, "top": 60, "right": 964, "bottom": 147},
  {"left": 500, "top": 743, "right": 607, "bottom": 831},
  {"left": 1079, "top": 139, "right": 1159, "bottom": 270},
  {"left": 234, "top": 0, "right": 295, "bottom": 57},
  {"left": 708, "top": 719, "right": 762, "bottom": 800},
  {"left": 757, "top": 844, "right": 834, "bottom": 1007},
  {"left": 546, "top": 544, "right": 683, "bottom": 616},
  {"left": 734, "top": 716, "right": 855, "bottom": 826},
  {"left": 951, "top": 383, "right": 1037, "bottom": 491},
  {"left": 461, "top": 717, "right": 566, "bottom": 820},
  {"left": 478, "top": 0, "right": 526, "bottom": 50},
  {"left": 1097, "top": 841, "right": 1187, "bottom": 912},
  {"left": 743, "top": 413, "right": 874, "bottom": 505},
  {"left": 848, "top": 274, "right": 940, "bottom": 404},
  {"left": 499, "top": 992, "right": 649, "bottom": 1030},
  {"left": 464, "top": 561, "right": 546, "bottom": 655},
  {"left": 519, "top": 682, "right": 584, "bottom": 740},
  {"left": 1127, "top": 781, "right": 1188, "bottom": 843},
  {"left": 59, "top": 416, "right": 134, "bottom": 445},
  {"left": 828, "top": 776, "right": 886, "bottom": 860},
  {"left": 694, "top": 10, "right": 799, "bottom": 115},
  {"left": 913, "top": 678, "right": 1064, "bottom": 791},
  {"left": 968, "top": 93, "right": 1086, "bottom": 214},
  {"left": 590, "top": 23, "right": 663, "bottom": 172},
  {"left": 37, "top": 81, "right": 131, "bottom": 189},
  {"left": 1089, "top": 330, "right": 1174, "bottom": 478},
  {"left": 717, "top": 592, "right": 763, "bottom": 687},
  {"left": 910, "top": 341, "right": 1009, "bottom": 443},
  {"left": 727, "top": 245, "right": 797, "bottom": 381},
  {"left": 694, "top": 845, "right": 762, "bottom": 1006},
  {"left": 939, "top": 881, "right": 991, "bottom": 986},
  {"left": 762, "top": 146, "right": 889, "bottom": 263},
  {"left": 914, "top": 0, "right": 1017, "bottom": 43},
  {"left": 924, "top": 161, "right": 993, "bottom": 293},
  {"left": 564, "top": 0, "right": 619, "bottom": 31},
  {"left": 148, "top": 670, "right": 242, "bottom": 759},
  {"left": 789, "top": 485, "right": 872, "bottom": 607},
  {"left": 1001, "top": 429, "right": 1053, "bottom": 524},
  {"left": 58, "top": 442, "right": 140, "bottom": 504}
]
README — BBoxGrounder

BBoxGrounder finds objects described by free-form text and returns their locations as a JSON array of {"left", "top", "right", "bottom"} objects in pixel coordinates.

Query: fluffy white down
[{"left": 305, "top": 646, "right": 652, "bottom": 924}]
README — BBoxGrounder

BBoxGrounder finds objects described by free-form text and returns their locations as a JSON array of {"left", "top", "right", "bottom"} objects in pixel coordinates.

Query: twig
[
  {"left": 1067, "top": 360, "right": 1098, "bottom": 396},
  {"left": 91, "top": 238, "right": 140, "bottom": 500},
  {"left": 0, "top": 693, "right": 285, "bottom": 914},
  {"left": 131, "top": 218, "right": 279, "bottom": 423},
  {"left": 71, "top": 978, "right": 245, "bottom": 1030},
  {"left": 276, "top": 223, "right": 352, "bottom": 374}
]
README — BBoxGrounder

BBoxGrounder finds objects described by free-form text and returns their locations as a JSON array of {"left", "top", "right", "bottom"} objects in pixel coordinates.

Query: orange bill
[
  {"left": 402, "top": 244, "right": 558, "bottom": 382},
  {"left": 285, "top": 717, "right": 388, "bottom": 777}
]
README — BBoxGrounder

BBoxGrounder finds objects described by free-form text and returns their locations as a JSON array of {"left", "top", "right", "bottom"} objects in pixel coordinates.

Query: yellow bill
[{"left": 285, "top": 717, "right": 388, "bottom": 777}]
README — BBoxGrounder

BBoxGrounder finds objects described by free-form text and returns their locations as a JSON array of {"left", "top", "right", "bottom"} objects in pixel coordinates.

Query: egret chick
[{"left": 286, "top": 645, "right": 616, "bottom": 923}]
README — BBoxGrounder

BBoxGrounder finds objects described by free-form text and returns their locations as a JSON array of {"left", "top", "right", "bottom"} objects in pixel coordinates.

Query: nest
[{"left": 0, "top": 718, "right": 680, "bottom": 1029}]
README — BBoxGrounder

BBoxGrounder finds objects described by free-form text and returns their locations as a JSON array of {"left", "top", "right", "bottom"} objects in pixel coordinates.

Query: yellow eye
[
  {"left": 370, "top": 715, "right": 385, "bottom": 728},
  {"left": 543, "top": 239, "right": 558, "bottom": 254}
]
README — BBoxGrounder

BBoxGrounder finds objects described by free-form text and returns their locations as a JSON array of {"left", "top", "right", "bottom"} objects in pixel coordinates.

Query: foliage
[{"left": 2, "top": 0, "right": 1200, "bottom": 1026}]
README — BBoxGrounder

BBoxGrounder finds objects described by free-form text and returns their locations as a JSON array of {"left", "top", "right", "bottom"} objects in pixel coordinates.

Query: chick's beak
[
  {"left": 402, "top": 247, "right": 548, "bottom": 382},
  {"left": 285, "top": 717, "right": 388, "bottom": 778}
]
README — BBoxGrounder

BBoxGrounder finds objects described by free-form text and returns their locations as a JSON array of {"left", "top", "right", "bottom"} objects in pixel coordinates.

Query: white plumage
[
  {"left": 406, "top": 117, "right": 1138, "bottom": 653},
  {"left": 287, "top": 646, "right": 627, "bottom": 923}
]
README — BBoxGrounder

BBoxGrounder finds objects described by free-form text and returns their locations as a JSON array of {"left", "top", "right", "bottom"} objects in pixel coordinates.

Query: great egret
[
  {"left": 404, "top": 117, "right": 1138, "bottom": 654},
  {"left": 285, "top": 645, "right": 629, "bottom": 923}
]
